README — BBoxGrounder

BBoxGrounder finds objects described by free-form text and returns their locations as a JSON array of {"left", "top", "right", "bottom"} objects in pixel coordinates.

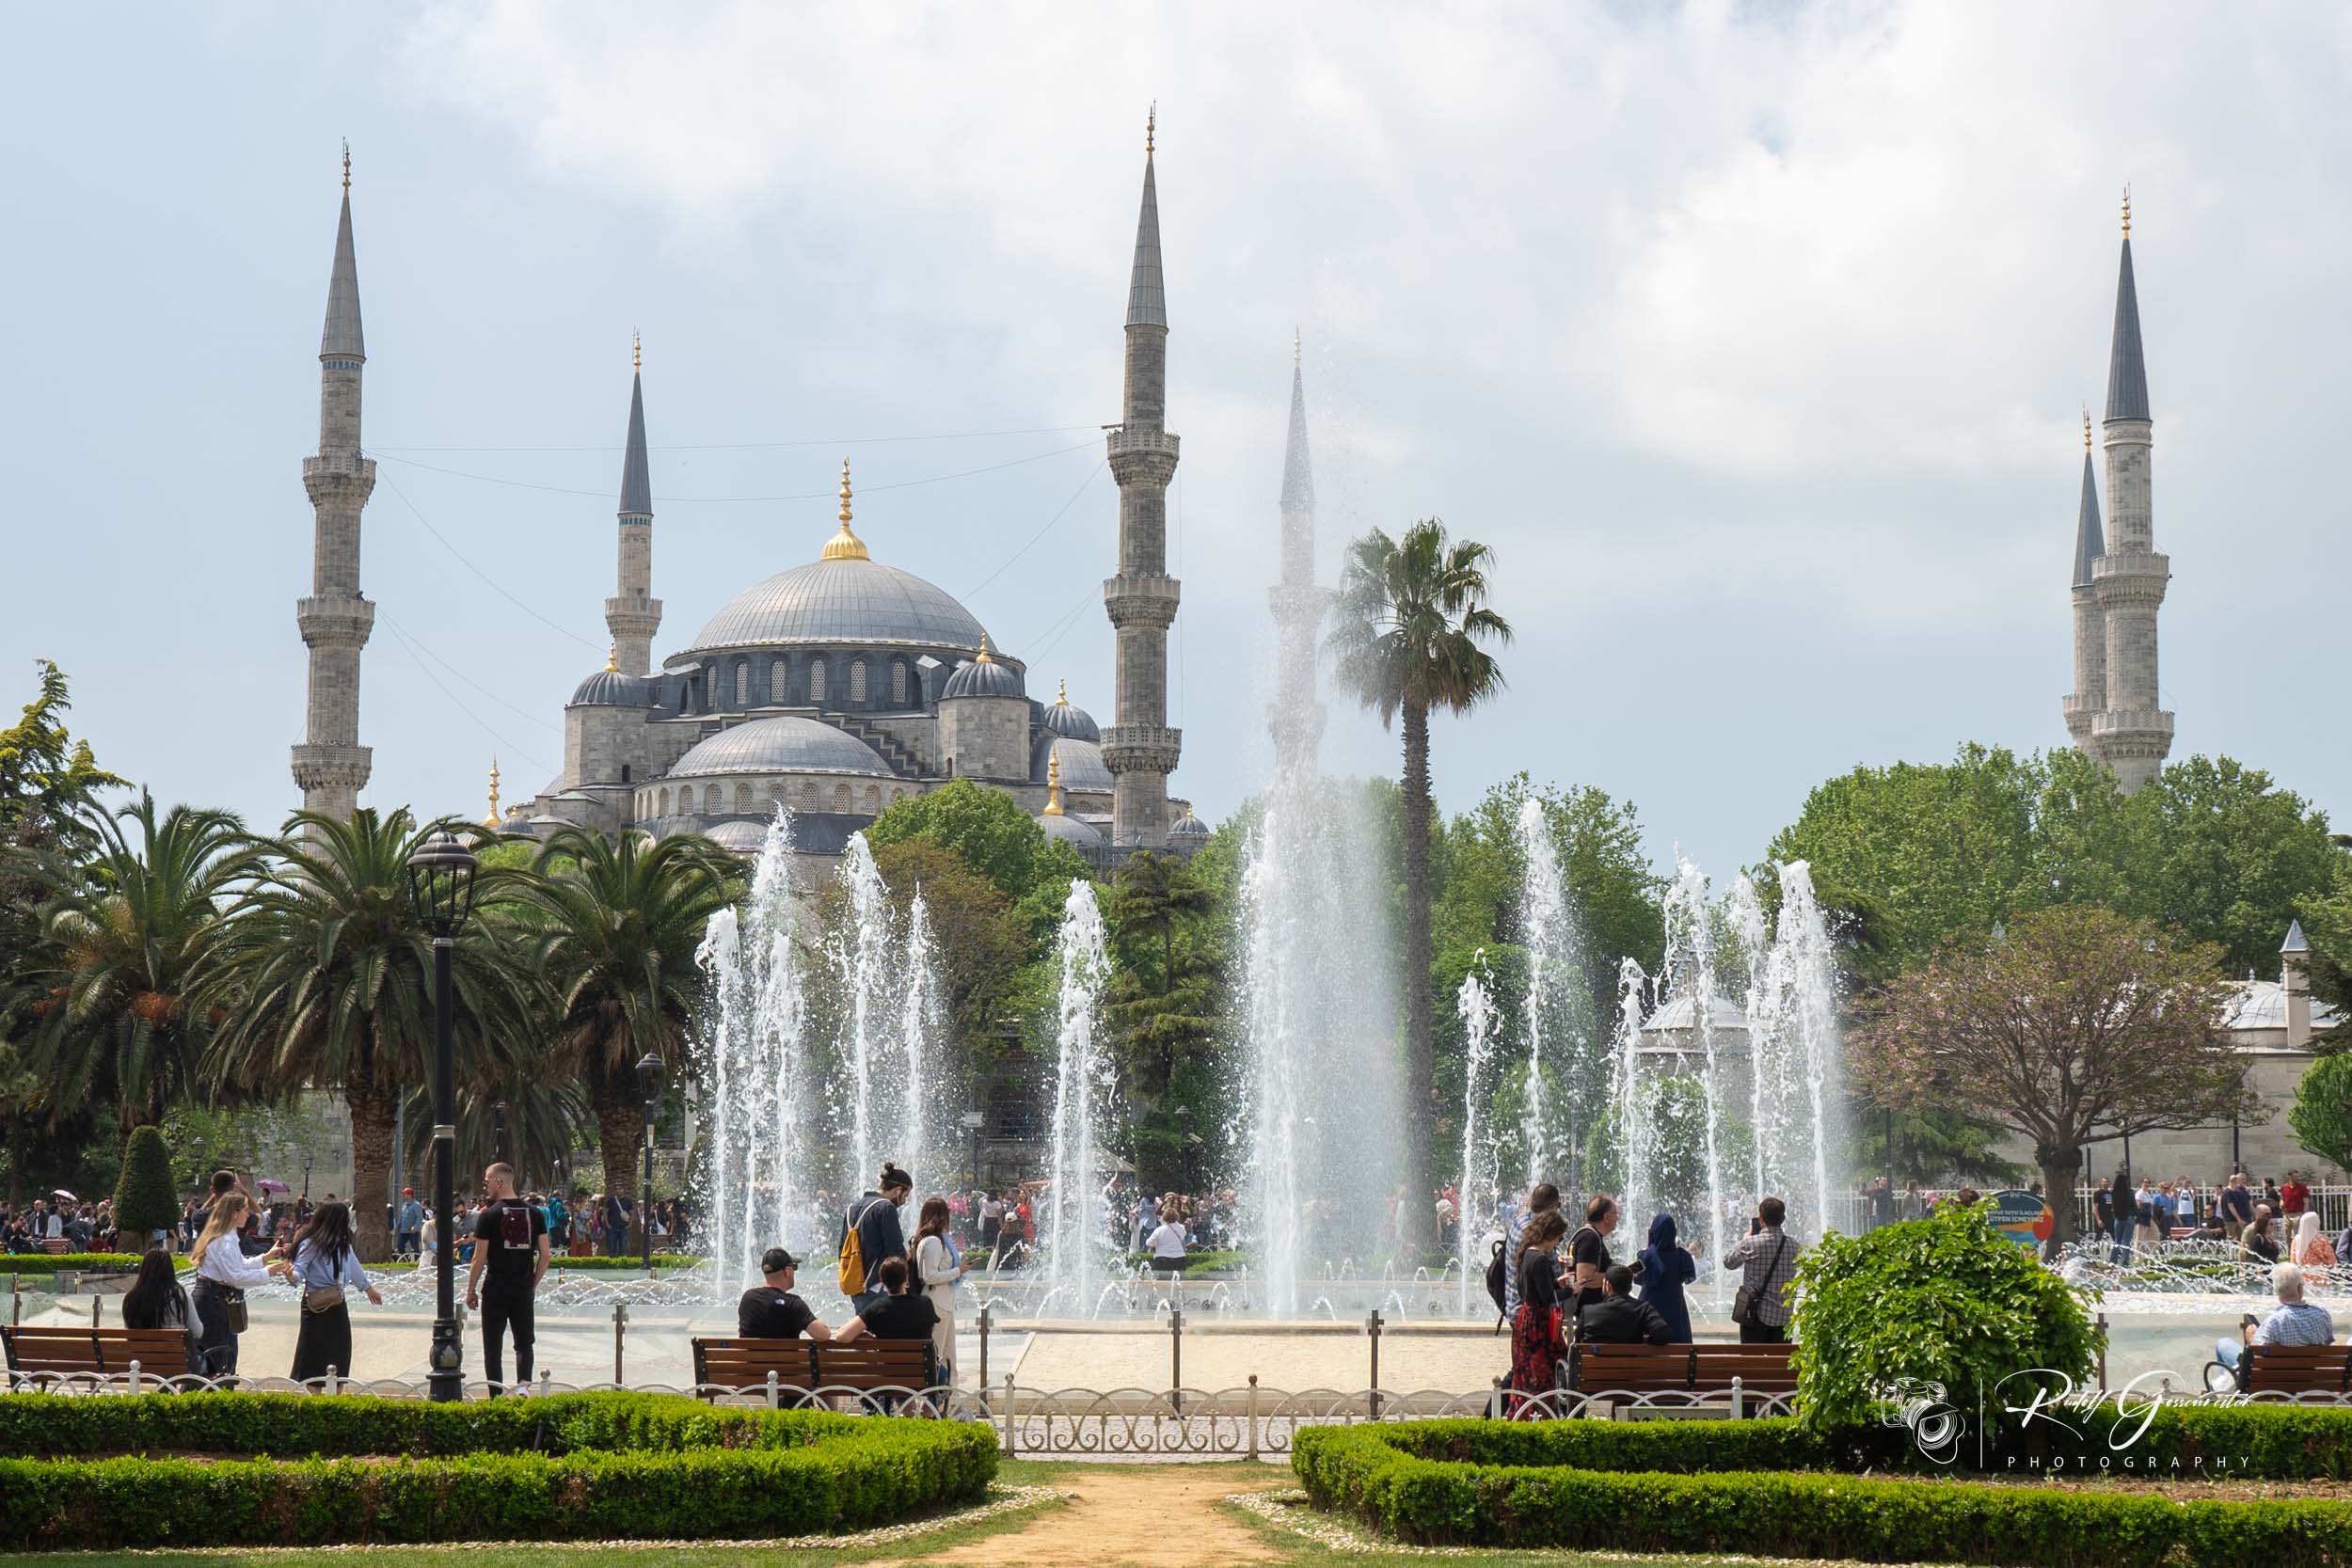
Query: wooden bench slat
[{"left": 4, "top": 1325, "right": 196, "bottom": 1378}]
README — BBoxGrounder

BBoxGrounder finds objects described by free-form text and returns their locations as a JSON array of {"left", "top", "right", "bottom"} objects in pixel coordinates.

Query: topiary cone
[{"left": 112, "top": 1126, "right": 179, "bottom": 1253}]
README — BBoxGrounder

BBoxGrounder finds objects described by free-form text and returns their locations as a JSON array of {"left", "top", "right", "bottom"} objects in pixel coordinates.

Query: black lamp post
[
  {"left": 405, "top": 829, "right": 480, "bottom": 1403},
  {"left": 636, "top": 1051, "right": 664, "bottom": 1275}
]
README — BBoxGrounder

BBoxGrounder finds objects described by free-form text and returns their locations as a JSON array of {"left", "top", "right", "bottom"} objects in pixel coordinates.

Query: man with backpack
[
  {"left": 464, "top": 1163, "right": 549, "bottom": 1395},
  {"left": 836, "top": 1163, "right": 914, "bottom": 1310}
]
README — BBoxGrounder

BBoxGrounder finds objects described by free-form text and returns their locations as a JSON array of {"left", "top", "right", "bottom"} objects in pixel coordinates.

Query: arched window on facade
[
  {"left": 833, "top": 782, "right": 850, "bottom": 813},
  {"left": 809, "top": 658, "right": 828, "bottom": 705},
  {"left": 801, "top": 778, "right": 819, "bottom": 810},
  {"left": 620, "top": 764, "right": 631, "bottom": 784},
  {"left": 769, "top": 784, "right": 786, "bottom": 813},
  {"left": 850, "top": 659, "right": 867, "bottom": 702},
  {"left": 703, "top": 784, "right": 722, "bottom": 815},
  {"left": 863, "top": 784, "right": 881, "bottom": 816},
  {"left": 891, "top": 660, "right": 908, "bottom": 705},
  {"left": 658, "top": 787, "right": 670, "bottom": 816},
  {"left": 771, "top": 659, "right": 788, "bottom": 704},
  {"left": 734, "top": 783, "right": 752, "bottom": 815},
  {"left": 735, "top": 661, "right": 750, "bottom": 706}
]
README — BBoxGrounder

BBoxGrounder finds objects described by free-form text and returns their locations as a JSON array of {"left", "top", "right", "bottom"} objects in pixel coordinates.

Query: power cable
[
  {"left": 366, "top": 438, "right": 1098, "bottom": 504},
  {"left": 961, "top": 461, "right": 1104, "bottom": 600},
  {"left": 378, "top": 611, "right": 563, "bottom": 735},
  {"left": 372, "top": 423, "right": 1098, "bottom": 453},
  {"left": 374, "top": 472, "right": 603, "bottom": 654},
  {"left": 379, "top": 619, "right": 555, "bottom": 778}
]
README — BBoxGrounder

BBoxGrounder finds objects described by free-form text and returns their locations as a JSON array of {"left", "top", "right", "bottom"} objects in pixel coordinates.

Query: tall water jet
[
  {"left": 1455, "top": 958, "right": 1500, "bottom": 1319},
  {"left": 1609, "top": 957, "right": 1653, "bottom": 1239},
  {"left": 1759, "top": 862, "right": 1844, "bottom": 1238},
  {"left": 1041, "top": 879, "right": 1113, "bottom": 1314},
  {"left": 1512, "top": 794, "right": 1606, "bottom": 1192},
  {"left": 1515, "top": 798, "right": 1563, "bottom": 1185},
  {"left": 830, "top": 834, "right": 895, "bottom": 1196},
  {"left": 694, "top": 809, "right": 809, "bottom": 1298},
  {"left": 1724, "top": 875, "right": 1772, "bottom": 1203},
  {"left": 898, "top": 889, "right": 941, "bottom": 1192},
  {"left": 1235, "top": 769, "right": 1401, "bottom": 1317},
  {"left": 1660, "top": 854, "right": 1727, "bottom": 1289}
]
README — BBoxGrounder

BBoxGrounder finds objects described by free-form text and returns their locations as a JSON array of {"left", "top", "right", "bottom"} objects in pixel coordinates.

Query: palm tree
[
  {"left": 198, "top": 808, "right": 537, "bottom": 1259},
  {"left": 511, "top": 827, "right": 739, "bottom": 1217},
  {"left": 1326, "top": 519, "right": 1512, "bottom": 1247},
  {"left": 26, "top": 793, "right": 260, "bottom": 1132}
]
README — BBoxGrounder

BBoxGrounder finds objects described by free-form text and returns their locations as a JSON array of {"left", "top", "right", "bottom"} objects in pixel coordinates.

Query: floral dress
[{"left": 1506, "top": 1246, "right": 1567, "bottom": 1414}]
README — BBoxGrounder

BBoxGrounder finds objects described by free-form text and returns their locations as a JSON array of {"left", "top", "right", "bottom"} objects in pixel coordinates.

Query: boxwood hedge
[
  {"left": 1295, "top": 1415, "right": 2352, "bottom": 1566},
  {"left": 0, "top": 1392, "right": 994, "bottom": 1549}
]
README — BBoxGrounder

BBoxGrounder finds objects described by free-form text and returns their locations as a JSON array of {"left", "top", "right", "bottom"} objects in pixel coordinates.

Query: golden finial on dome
[
  {"left": 2084, "top": 406, "right": 2092, "bottom": 451},
  {"left": 1294, "top": 327, "right": 1300, "bottom": 369},
  {"left": 633, "top": 330, "right": 642, "bottom": 373},
  {"left": 975, "top": 632, "right": 993, "bottom": 664},
  {"left": 820, "top": 457, "right": 869, "bottom": 562},
  {"left": 1146, "top": 103, "right": 1155, "bottom": 157},
  {"left": 1042, "top": 751, "right": 1065, "bottom": 816},
  {"left": 2121, "top": 182, "right": 2131, "bottom": 237},
  {"left": 605, "top": 641, "right": 618, "bottom": 673},
  {"left": 342, "top": 140, "right": 351, "bottom": 195},
  {"left": 1055, "top": 676, "right": 1069, "bottom": 705},
  {"left": 484, "top": 757, "right": 501, "bottom": 829}
]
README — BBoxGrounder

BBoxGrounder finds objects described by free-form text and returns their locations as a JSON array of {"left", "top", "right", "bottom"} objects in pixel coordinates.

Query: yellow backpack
[{"left": 836, "top": 1198, "right": 871, "bottom": 1296}]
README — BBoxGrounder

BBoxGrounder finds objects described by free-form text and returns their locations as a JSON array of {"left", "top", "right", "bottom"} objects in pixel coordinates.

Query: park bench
[
  {"left": 1564, "top": 1341, "right": 1798, "bottom": 1416},
  {"left": 39, "top": 1238, "right": 71, "bottom": 1255},
  {"left": 2240, "top": 1342, "right": 2352, "bottom": 1397},
  {"left": 2, "top": 1325, "right": 197, "bottom": 1388},
  {"left": 690, "top": 1337, "right": 936, "bottom": 1406}
]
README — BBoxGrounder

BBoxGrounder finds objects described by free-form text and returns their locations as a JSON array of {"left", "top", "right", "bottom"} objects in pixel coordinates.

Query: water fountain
[
  {"left": 1454, "top": 958, "right": 1500, "bottom": 1318},
  {"left": 1040, "top": 879, "right": 1113, "bottom": 1315}
]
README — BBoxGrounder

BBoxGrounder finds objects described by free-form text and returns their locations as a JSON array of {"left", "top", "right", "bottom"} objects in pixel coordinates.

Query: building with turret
[{"left": 2062, "top": 191, "right": 2175, "bottom": 794}]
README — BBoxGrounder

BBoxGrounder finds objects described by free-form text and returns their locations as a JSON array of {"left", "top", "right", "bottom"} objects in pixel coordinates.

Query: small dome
[
  {"left": 1034, "top": 736, "right": 1113, "bottom": 794},
  {"left": 1168, "top": 808, "right": 1209, "bottom": 841},
  {"left": 703, "top": 820, "right": 770, "bottom": 853},
  {"left": 1639, "top": 992, "right": 1752, "bottom": 1036},
  {"left": 1041, "top": 813, "right": 1104, "bottom": 847},
  {"left": 943, "top": 644, "right": 1024, "bottom": 701},
  {"left": 1041, "top": 678, "right": 1101, "bottom": 741},
  {"left": 570, "top": 667, "right": 651, "bottom": 707},
  {"left": 668, "top": 716, "right": 894, "bottom": 780}
]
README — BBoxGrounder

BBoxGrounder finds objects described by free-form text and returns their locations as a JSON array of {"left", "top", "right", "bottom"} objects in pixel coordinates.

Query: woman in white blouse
[
  {"left": 188, "top": 1193, "right": 292, "bottom": 1377},
  {"left": 910, "top": 1196, "right": 966, "bottom": 1387},
  {"left": 288, "top": 1201, "right": 382, "bottom": 1384}
]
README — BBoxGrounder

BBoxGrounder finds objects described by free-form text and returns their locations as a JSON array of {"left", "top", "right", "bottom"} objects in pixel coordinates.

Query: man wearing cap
[
  {"left": 739, "top": 1247, "right": 832, "bottom": 1340},
  {"left": 394, "top": 1188, "right": 424, "bottom": 1259}
]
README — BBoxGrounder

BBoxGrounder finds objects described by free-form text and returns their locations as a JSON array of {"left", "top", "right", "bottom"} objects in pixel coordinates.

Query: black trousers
[
  {"left": 191, "top": 1281, "right": 240, "bottom": 1377},
  {"left": 480, "top": 1280, "right": 536, "bottom": 1392},
  {"left": 1739, "top": 1321, "right": 1788, "bottom": 1344},
  {"left": 291, "top": 1302, "right": 353, "bottom": 1382}
]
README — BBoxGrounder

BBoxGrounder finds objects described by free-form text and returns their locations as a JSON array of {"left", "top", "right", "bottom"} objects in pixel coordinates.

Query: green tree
[
  {"left": 24, "top": 793, "right": 260, "bottom": 1132},
  {"left": 510, "top": 826, "right": 740, "bottom": 1212},
  {"left": 867, "top": 838, "right": 1026, "bottom": 1044},
  {"left": 0, "top": 659, "right": 124, "bottom": 853},
  {"left": 2288, "top": 1053, "right": 2352, "bottom": 1173},
  {"left": 112, "top": 1123, "right": 178, "bottom": 1242},
  {"left": 1104, "top": 850, "right": 1220, "bottom": 1101},
  {"left": 1327, "top": 519, "right": 1512, "bottom": 1240},
  {"left": 1852, "top": 906, "right": 2249, "bottom": 1248},
  {"left": 199, "top": 809, "right": 539, "bottom": 1259},
  {"left": 2296, "top": 863, "right": 2352, "bottom": 1051},
  {"left": 866, "top": 779, "right": 1091, "bottom": 907}
]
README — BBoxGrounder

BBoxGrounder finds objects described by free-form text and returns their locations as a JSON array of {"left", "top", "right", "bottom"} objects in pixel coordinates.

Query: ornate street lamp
[
  {"left": 405, "top": 829, "right": 479, "bottom": 1403},
  {"left": 636, "top": 1051, "right": 665, "bottom": 1275}
]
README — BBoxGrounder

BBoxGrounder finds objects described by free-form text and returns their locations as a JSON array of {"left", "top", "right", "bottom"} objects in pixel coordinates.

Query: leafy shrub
[
  {"left": 1121, "top": 1249, "right": 1247, "bottom": 1274},
  {"left": 0, "top": 1392, "right": 994, "bottom": 1549},
  {"left": 113, "top": 1127, "right": 179, "bottom": 1240},
  {"left": 1789, "top": 1201, "right": 2096, "bottom": 1431},
  {"left": 1294, "top": 1423, "right": 2352, "bottom": 1565},
  {"left": 0, "top": 1254, "right": 158, "bottom": 1276}
]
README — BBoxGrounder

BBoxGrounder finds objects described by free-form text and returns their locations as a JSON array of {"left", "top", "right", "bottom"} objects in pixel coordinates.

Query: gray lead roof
[
  {"left": 619, "top": 372, "right": 651, "bottom": 516},
  {"left": 320, "top": 193, "right": 364, "bottom": 360},
  {"left": 2284, "top": 918, "right": 2311, "bottom": 955},
  {"left": 2072, "top": 450, "right": 2105, "bottom": 589},
  {"left": 2105, "top": 237, "right": 2149, "bottom": 422},
  {"left": 1125, "top": 154, "right": 1166, "bottom": 328}
]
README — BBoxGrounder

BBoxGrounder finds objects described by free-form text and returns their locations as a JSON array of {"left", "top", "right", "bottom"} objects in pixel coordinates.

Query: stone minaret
[
  {"left": 1101, "top": 109, "right": 1183, "bottom": 847},
  {"left": 291, "top": 147, "right": 376, "bottom": 820},
  {"left": 2060, "top": 410, "right": 2106, "bottom": 753},
  {"left": 2088, "top": 189, "right": 2173, "bottom": 793},
  {"left": 604, "top": 333, "right": 661, "bottom": 675},
  {"left": 1267, "top": 333, "right": 1326, "bottom": 768}
]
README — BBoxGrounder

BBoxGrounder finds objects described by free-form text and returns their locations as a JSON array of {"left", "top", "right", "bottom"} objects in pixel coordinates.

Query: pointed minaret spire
[
  {"left": 291, "top": 147, "right": 378, "bottom": 823},
  {"left": 2088, "top": 186, "right": 2172, "bottom": 793},
  {"left": 2061, "top": 410, "right": 2107, "bottom": 755},
  {"left": 1102, "top": 106, "right": 1184, "bottom": 847},
  {"left": 604, "top": 335, "right": 662, "bottom": 675},
  {"left": 1269, "top": 332, "right": 1326, "bottom": 767},
  {"left": 2073, "top": 410, "right": 2105, "bottom": 589}
]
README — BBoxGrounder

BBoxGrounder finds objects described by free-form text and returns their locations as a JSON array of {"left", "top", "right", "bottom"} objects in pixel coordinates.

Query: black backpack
[{"left": 1485, "top": 1238, "right": 1509, "bottom": 1319}]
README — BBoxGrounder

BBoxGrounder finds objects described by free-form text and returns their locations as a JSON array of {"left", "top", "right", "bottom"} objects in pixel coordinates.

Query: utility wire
[
  {"left": 374, "top": 472, "right": 604, "bottom": 654},
  {"left": 372, "top": 423, "right": 1098, "bottom": 453},
  {"left": 367, "top": 438, "right": 1098, "bottom": 503},
  {"left": 961, "top": 461, "right": 1104, "bottom": 600},
  {"left": 379, "top": 619, "right": 555, "bottom": 777},
  {"left": 378, "top": 611, "right": 563, "bottom": 735}
]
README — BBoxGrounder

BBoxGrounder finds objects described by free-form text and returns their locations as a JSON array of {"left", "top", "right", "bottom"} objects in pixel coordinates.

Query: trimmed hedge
[
  {"left": 1122, "top": 1249, "right": 1248, "bottom": 1275},
  {"left": 1295, "top": 1422, "right": 2352, "bottom": 1566},
  {"left": 0, "top": 1392, "right": 994, "bottom": 1549},
  {"left": 0, "top": 1254, "right": 152, "bottom": 1276}
]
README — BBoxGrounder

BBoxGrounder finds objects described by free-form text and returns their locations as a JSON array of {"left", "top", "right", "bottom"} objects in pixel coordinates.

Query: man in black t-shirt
[
  {"left": 738, "top": 1247, "right": 833, "bottom": 1340},
  {"left": 1567, "top": 1195, "right": 1620, "bottom": 1317},
  {"left": 464, "top": 1163, "right": 549, "bottom": 1394}
]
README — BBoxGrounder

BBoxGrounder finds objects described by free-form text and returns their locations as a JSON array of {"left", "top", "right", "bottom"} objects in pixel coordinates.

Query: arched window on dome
[
  {"left": 850, "top": 659, "right": 867, "bottom": 703},
  {"left": 833, "top": 782, "right": 850, "bottom": 813},
  {"left": 890, "top": 660, "right": 908, "bottom": 705},
  {"left": 770, "top": 659, "right": 787, "bottom": 705},
  {"left": 734, "top": 661, "right": 750, "bottom": 706},
  {"left": 800, "top": 778, "right": 818, "bottom": 811},
  {"left": 703, "top": 784, "right": 722, "bottom": 815},
  {"left": 808, "top": 658, "right": 828, "bottom": 705},
  {"left": 768, "top": 784, "right": 785, "bottom": 814},
  {"left": 734, "top": 783, "right": 752, "bottom": 815},
  {"left": 863, "top": 784, "right": 881, "bottom": 816},
  {"left": 658, "top": 787, "right": 670, "bottom": 816}
]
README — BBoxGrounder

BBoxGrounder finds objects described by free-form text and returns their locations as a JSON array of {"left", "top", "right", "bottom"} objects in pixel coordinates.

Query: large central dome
[{"left": 684, "top": 555, "right": 989, "bottom": 655}]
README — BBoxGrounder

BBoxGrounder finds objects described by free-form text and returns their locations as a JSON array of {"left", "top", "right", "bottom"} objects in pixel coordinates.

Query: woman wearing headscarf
[
  {"left": 2292, "top": 1209, "right": 2337, "bottom": 1283},
  {"left": 1635, "top": 1212, "right": 1699, "bottom": 1344}
]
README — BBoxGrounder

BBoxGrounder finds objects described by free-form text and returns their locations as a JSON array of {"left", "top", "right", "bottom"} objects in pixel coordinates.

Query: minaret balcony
[
  {"left": 1102, "top": 724, "right": 1183, "bottom": 775},
  {"left": 2090, "top": 708, "right": 2175, "bottom": 745},
  {"left": 290, "top": 742, "right": 373, "bottom": 790},
  {"left": 1103, "top": 574, "right": 1183, "bottom": 629},
  {"left": 1105, "top": 426, "right": 1181, "bottom": 461},
  {"left": 296, "top": 594, "right": 376, "bottom": 650}
]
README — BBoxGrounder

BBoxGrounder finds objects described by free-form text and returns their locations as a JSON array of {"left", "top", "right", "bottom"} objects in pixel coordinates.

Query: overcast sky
[{"left": 7, "top": 2, "right": 2347, "bottom": 878}]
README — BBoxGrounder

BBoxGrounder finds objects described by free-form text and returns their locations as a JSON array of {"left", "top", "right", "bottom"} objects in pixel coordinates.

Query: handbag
[
  {"left": 1730, "top": 1233, "right": 1789, "bottom": 1327},
  {"left": 303, "top": 1285, "right": 346, "bottom": 1315},
  {"left": 224, "top": 1287, "right": 248, "bottom": 1334}
]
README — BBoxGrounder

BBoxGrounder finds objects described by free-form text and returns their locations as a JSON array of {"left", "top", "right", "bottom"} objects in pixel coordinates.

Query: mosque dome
[
  {"left": 702, "top": 820, "right": 771, "bottom": 854},
  {"left": 569, "top": 647, "right": 650, "bottom": 706},
  {"left": 1040, "top": 678, "right": 1102, "bottom": 741},
  {"left": 667, "top": 716, "right": 895, "bottom": 780},
  {"left": 1168, "top": 807, "right": 1210, "bottom": 843},
  {"left": 1034, "top": 735, "right": 1113, "bottom": 794},
  {"left": 943, "top": 642, "right": 1024, "bottom": 700},
  {"left": 1041, "top": 812, "right": 1104, "bottom": 847}
]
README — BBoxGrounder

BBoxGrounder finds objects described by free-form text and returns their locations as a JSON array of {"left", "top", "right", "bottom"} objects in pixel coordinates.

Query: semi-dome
[
  {"left": 569, "top": 666, "right": 650, "bottom": 706},
  {"left": 1034, "top": 735, "right": 1113, "bottom": 794},
  {"left": 943, "top": 641, "right": 1024, "bottom": 700},
  {"left": 702, "top": 820, "right": 771, "bottom": 853},
  {"left": 1168, "top": 807, "right": 1209, "bottom": 842},
  {"left": 667, "top": 716, "right": 894, "bottom": 780},
  {"left": 1041, "top": 812, "right": 1104, "bottom": 847},
  {"left": 1040, "top": 678, "right": 1101, "bottom": 740},
  {"left": 685, "top": 556, "right": 990, "bottom": 654}
]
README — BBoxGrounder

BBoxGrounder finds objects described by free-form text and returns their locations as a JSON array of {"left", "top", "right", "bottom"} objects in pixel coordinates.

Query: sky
[{"left": 5, "top": 2, "right": 2348, "bottom": 879}]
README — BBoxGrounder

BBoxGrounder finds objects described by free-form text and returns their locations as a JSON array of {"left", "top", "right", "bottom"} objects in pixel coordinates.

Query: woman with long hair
[
  {"left": 188, "top": 1194, "right": 291, "bottom": 1377},
  {"left": 911, "top": 1196, "right": 965, "bottom": 1386},
  {"left": 1505, "top": 1210, "right": 1570, "bottom": 1412},
  {"left": 119, "top": 1247, "right": 200, "bottom": 1370},
  {"left": 287, "top": 1201, "right": 383, "bottom": 1384}
]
